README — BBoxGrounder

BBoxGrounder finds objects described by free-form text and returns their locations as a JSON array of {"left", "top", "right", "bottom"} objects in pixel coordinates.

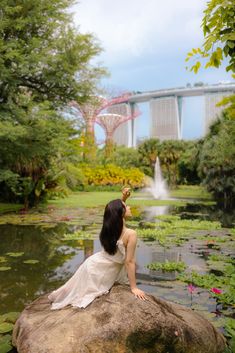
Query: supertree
[
  {"left": 96, "top": 103, "right": 140, "bottom": 157},
  {"left": 69, "top": 93, "right": 131, "bottom": 160}
]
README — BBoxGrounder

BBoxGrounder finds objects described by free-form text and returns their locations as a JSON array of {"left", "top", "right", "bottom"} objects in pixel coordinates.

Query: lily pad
[
  {"left": 0, "top": 322, "right": 14, "bottom": 334},
  {"left": 0, "top": 341, "right": 12, "bottom": 353},
  {"left": 6, "top": 252, "right": 24, "bottom": 257},
  {"left": 23, "top": 260, "right": 39, "bottom": 264},
  {"left": 0, "top": 334, "right": 12, "bottom": 344},
  {"left": 0, "top": 257, "right": 7, "bottom": 263},
  {"left": 1, "top": 312, "right": 20, "bottom": 323},
  {"left": 0, "top": 267, "right": 11, "bottom": 271}
]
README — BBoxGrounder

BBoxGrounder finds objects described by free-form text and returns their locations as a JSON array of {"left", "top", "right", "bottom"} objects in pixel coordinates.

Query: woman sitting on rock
[{"left": 48, "top": 188, "right": 146, "bottom": 309}]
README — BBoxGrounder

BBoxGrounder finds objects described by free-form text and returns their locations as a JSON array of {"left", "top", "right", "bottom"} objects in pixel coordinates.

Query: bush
[{"left": 80, "top": 164, "right": 145, "bottom": 189}]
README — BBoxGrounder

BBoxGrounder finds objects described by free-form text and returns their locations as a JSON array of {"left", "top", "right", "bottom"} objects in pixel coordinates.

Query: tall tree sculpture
[
  {"left": 69, "top": 93, "right": 132, "bottom": 160},
  {"left": 96, "top": 103, "right": 140, "bottom": 157}
]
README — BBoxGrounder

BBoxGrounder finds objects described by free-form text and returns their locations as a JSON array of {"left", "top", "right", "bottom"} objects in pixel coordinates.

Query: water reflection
[
  {"left": 0, "top": 223, "right": 89, "bottom": 313},
  {"left": 0, "top": 202, "right": 233, "bottom": 325},
  {"left": 143, "top": 205, "right": 169, "bottom": 221}
]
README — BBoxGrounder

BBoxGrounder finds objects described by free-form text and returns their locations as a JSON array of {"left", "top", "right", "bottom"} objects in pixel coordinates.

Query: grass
[
  {"left": 0, "top": 185, "right": 213, "bottom": 214},
  {"left": 48, "top": 185, "right": 212, "bottom": 209},
  {"left": 170, "top": 185, "right": 212, "bottom": 200},
  {"left": 47, "top": 191, "right": 189, "bottom": 208}
]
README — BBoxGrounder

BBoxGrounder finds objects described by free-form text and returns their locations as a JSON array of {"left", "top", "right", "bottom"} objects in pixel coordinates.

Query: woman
[{"left": 48, "top": 188, "right": 146, "bottom": 309}]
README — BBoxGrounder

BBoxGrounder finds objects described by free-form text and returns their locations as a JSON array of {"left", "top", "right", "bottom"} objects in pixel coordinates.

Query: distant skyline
[{"left": 73, "top": 0, "right": 233, "bottom": 142}]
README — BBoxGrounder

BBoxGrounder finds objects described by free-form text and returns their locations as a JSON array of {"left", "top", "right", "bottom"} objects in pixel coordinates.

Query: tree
[
  {"left": 177, "top": 140, "right": 202, "bottom": 185},
  {"left": 0, "top": 102, "right": 78, "bottom": 207},
  {"left": 186, "top": 0, "right": 235, "bottom": 76},
  {"left": 97, "top": 146, "right": 140, "bottom": 168},
  {"left": 0, "top": 0, "right": 106, "bottom": 207},
  {"left": 0, "top": 0, "right": 106, "bottom": 110},
  {"left": 158, "top": 140, "right": 187, "bottom": 187},
  {"left": 198, "top": 112, "right": 235, "bottom": 209},
  {"left": 137, "top": 139, "right": 161, "bottom": 177}
]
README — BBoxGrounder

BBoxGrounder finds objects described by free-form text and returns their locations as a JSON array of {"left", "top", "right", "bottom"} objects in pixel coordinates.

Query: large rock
[{"left": 13, "top": 284, "right": 226, "bottom": 353}]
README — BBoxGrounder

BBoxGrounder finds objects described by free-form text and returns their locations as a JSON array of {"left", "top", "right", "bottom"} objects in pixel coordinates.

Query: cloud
[{"left": 73, "top": 0, "right": 206, "bottom": 63}]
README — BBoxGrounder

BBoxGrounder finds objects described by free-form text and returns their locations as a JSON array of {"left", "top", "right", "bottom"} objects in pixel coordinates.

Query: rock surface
[{"left": 13, "top": 284, "right": 226, "bottom": 353}]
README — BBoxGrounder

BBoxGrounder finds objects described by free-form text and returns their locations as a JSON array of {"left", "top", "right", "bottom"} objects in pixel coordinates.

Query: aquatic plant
[
  {"left": 137, "top": 217, "right": 223, "bottom": 248},
  {"left": 147, "top": 261, "right": 186, "bottom": 272},
  {"left": 187, "top": 284, "right": 197, "bottom": 294},
  {"left": 210, "top": 287, "right": 223, "bottom": 295},
  {"left": 0, "top": 312, "right": 20, "bottom": 353},
  {"left": 0, "top": 267, "right": 11, "bottom": 271},
  {"left": 23, "top": 260, "right": 40, "bottom": 264},
  {"left": 6, "top": 252, "right": 24, "bottom": 257},
  {"left": 178, "top": 268, "right": 235, "bottom": 306},
  {"left": 62, "top": 230, "right": 93, "bottom": 240}
]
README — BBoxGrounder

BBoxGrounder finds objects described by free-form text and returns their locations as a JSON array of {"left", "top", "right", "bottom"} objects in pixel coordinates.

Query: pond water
[{"left": 0, "top": 202, "right": 234, "bottom": 351}]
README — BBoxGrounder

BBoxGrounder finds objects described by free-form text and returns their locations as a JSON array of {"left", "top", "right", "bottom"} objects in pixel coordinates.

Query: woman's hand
[
  {"left": 131, "top": 287, "right": 147, "bottom": 300},
  {"left": 122, "top": 187, "right": 131, "bottom": 202}
]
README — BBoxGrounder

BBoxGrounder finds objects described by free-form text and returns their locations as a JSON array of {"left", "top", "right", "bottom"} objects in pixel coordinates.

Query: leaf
[
  {"left": 0, "top": 257, "right": 7, "bottom": 263},
  {"left": 1, "top": 312, "right": 20, "bottom": 324},
  {"left": 0, "top": 334, "right": 12, "bottom": 344},
  {"left": 6, "top": 252, "right": 24, "bottom": 257},
  {"left": 0, "top": 267, "right": 11, "bottom": 272},
  {"left": 0, "top": 323, "right": 14, "bottom": 334},
  {"left": 0, "top": 342, "right": 12, "bottom": 353},
  {"left": 23, "top": 259, "right": 39, "bottom": 264}
]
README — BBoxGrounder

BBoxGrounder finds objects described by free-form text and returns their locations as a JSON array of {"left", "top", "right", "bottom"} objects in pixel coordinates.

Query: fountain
[{"left": 149, "top": 157, "right": 169, "bottom": 199}]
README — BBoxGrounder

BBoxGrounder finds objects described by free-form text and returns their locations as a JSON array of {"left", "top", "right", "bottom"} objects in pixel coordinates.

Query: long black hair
[{"left": 99, "top": 199, "right": 126, "bottom": 255}]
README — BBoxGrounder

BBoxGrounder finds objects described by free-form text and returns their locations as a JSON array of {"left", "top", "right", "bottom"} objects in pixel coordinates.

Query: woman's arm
[
  {"left": 125, "top": 230, "right": 146, "bottom": 300},
  {"left": 121, "top": 187, "right": 131, "bottom": 203}
]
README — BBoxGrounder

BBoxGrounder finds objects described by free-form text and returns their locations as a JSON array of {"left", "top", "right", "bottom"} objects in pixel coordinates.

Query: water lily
[
  {"left": 187, "top": 284, "right": 197, "bottom": 294},
  {"left": 210, "top": 287, "right": 222, "bottom": 295}
]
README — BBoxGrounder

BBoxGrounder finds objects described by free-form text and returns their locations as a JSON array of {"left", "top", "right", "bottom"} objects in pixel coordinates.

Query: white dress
[{"left": 48, "top": 239, "right": 128, "bottom": 309}]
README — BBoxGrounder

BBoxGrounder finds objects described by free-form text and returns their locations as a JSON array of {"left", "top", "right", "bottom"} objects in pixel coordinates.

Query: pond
[{"left": 0, "top": 202, "right": 234, "bottom": 352}]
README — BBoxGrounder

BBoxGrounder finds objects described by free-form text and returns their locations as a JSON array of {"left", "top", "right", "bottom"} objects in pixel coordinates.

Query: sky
[{"left": 72, "top": 0, "right": 233, "bottom": 141}]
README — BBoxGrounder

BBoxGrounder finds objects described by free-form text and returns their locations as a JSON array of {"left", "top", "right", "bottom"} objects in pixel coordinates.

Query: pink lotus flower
[
  {"left": 210, "top": 287, "right": 222, "bottom": 295},
  {"left": 187, "top": 284, "right": 197, "bottom": 294}
]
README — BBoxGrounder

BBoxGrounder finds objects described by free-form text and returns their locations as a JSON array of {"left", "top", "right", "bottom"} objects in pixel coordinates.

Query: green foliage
[
  {"left": 198, "top": 113, "right": 235, "bottom": 209},
  {"left": 0, "top": 267, "right": 11, "bottom": 271},
  {"left": 225, "top": 318, "right": 235, "bottom": 338},
  {"left": 137, "top": 216, "right": 221, "bottom": 247},
  {"left": 147, "top": 261, "right": 186, "bottom": 272},
  {"left": 178, "top": 266, "right": 235, "bottom": 306},
  {"left": 177, "top": 140, "right": 202, "bottom": 185},
  {"left": 97, "top": 146, "right": 140, "bottom": 169},
  {"left": 0, "top": 0, "right": 105, "bottom": 107},
  {"left": 137, "top": 138, "right": 197, "bottom": 186},
  {"left": 81, "top": 164, "right": 145, "bottom": 189},
  {"left": 170, "top": 185, "right": 212, "bottom": 200},
  {"left": 23, "top": 259, "right": 40, "bottom": 264},
  {"left": 159, "top": 140, "right": 193, "bottom": 186},
  {"left": 186, "top": 0, "right": 235, "bottom": 76},
  {"left": 0, "top": 312, "right": 20, "bottom": 352},
  {"left": 0, "top": 0, "right": 106, "bottom": 208},
  {"left": 137, "top": 138, "right": 161, "bottom": 176},
  {"left": 6, "top": 252, "right": 24, "bottom": 257},
  {"left": 62, "top": 230, "right": 93, "bottom": 240}
]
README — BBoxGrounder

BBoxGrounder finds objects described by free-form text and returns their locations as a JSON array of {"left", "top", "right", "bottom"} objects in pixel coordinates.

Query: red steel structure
[
  {"left": 96, "top": 102, "right": 140, "bottom": 154},
  {"left": 69, "top": 93, "right": 132, "bottom": 140}
]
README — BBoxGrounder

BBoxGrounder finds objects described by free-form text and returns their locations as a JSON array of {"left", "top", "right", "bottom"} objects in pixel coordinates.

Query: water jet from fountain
[{"left": 148, "top": 157, "right": 169, "bottom": 199}]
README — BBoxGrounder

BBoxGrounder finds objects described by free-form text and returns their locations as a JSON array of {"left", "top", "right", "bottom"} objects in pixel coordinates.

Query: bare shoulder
[{"left": 124, "top": 228, "right": 137, "bottom": 245}]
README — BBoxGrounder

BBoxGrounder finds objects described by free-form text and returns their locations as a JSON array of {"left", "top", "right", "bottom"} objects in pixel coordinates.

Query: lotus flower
[
  {"left": 210, "top": 287, "right": 222, "bottom": 295},
  {"left": 187, "top": 284, "right": 197, "bottom": 294}
]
